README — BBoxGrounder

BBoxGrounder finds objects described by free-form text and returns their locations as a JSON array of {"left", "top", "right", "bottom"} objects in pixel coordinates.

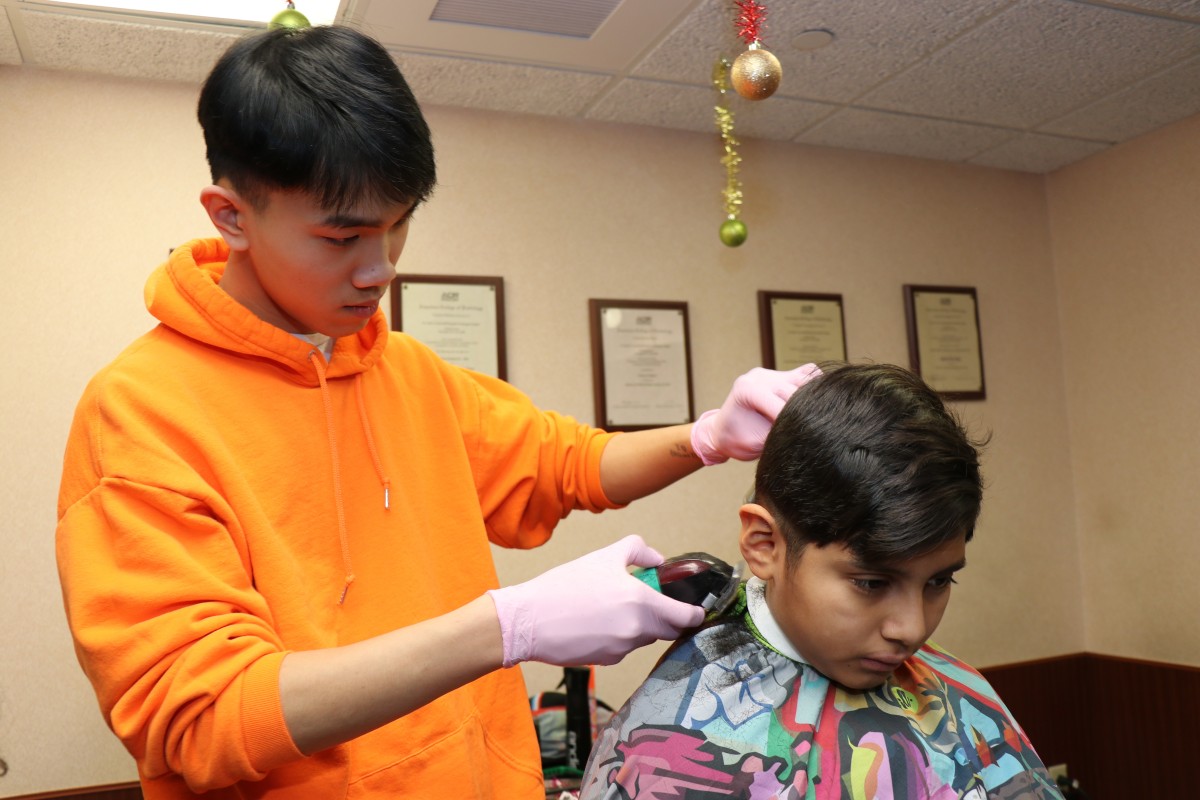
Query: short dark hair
[
  {"left": 754, "top": 363, "right": 985, "bottom": 566},
  {"left": 197, "top": 25, "right": 436, "bottom": 211}
]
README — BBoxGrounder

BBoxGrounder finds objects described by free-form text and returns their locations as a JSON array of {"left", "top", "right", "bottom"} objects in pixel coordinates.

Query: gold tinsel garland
[{"left": 713, "top": 58, "right": 747, "bottom": 247}]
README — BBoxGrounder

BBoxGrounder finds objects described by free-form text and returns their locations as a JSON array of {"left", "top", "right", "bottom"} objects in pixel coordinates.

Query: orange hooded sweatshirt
[{"left": 56, "top": 238, "right": 619, "bottom": 799}]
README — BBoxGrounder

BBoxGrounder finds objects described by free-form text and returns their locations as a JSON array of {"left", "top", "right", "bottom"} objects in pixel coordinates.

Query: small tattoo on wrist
[{"left": 671, "top": 443, "right": 696, "bottom": 459}]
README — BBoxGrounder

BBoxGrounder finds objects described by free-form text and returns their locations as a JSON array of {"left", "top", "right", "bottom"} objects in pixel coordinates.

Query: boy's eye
[
  {"left": 323, "top": 235, "right": 360, "bottom": 246},
  {"left": 927, "top": 576, "right": 958, "bottom": 591},
  {"left": 851, "top": 578, "right": 888, "bottom": 593}
]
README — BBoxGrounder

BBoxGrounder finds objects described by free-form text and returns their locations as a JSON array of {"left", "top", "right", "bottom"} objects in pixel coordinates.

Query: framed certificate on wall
[
  {"left": 588, "top": 299, "right": 695, "bottom": 431},
  {"left": 758, "top": 291, "right": 847, "bottom": 369},
  {"left": 392, "top": 275, "right": 506, "bottom": 380},
  {"left": 903, "top": 284, "right": 986, "bottom": 400}
]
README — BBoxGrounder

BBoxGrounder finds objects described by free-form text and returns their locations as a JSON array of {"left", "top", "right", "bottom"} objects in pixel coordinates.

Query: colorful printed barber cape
[{"left": 579, "top": 585, "right": 1061, "bottom": 800}]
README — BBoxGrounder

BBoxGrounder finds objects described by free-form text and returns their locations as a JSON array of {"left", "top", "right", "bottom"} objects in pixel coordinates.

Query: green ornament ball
[
  {"left": 719, "top": 218, "right": 748, "bottom": 247},
  {"left": 269, "top": 8, "right": 312, "bottom": 29}
]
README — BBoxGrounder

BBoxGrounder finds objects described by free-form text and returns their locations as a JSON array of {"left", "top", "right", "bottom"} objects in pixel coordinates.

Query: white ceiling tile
[
  {"left": 585, "top": 80, "right": 719, "bottom": 135},
  {"left": 429, "top": 0, "right": 621, "bottom": 38},
  {"left": 1, "top": 7, "right": 22, "bottom": 66},
  {"left": 797, "top": 107, "right": 1016, "bottom": 162},
  {"left": 358, "top": 0, "right": 694, "bottom": 72},
  {"left": 1105, "top": 0, "right": 1200, "bottom": 21},
  {"left": 1039, "top": 53, "right": 1200, "bottom": 141},
  {"left": 586, "top": 78, "right": 835, "bottom": 140},
  {"left": 727, "top": 93, "right": 839, "bottom": 141},
  {"left": 20, "top": 10, "right": 238, "bottom": 83},
  {"left": 394, "top": 51, "right": 612, "bottom": 117},
  {"left": 968, "top": 132, "right": 1110, "bottom": 172},
  {"left": 860, "top": 0, "right": 1200, "bottom": 128},
  {"left": 631, "top": 0, "right": 1015, "bottom": 102},
  {"left": 772, "top": 0, "right": 1020, "bottom": 103},
  {"left": 8, "top": 0, "right": 1200, "bottom": 174}
]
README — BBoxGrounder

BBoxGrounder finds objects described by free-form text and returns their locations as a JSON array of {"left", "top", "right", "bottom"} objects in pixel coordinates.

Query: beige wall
[
  {"left": 1046, "top": 115, "right": 1200, "bottom": 665},
  {"left": 0, "top": 61, "right": 1154, "bottom": 795}
]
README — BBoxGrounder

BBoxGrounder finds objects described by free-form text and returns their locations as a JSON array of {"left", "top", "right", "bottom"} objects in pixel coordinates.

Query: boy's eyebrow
[
  {"left": 850, "top": 557, "right": 968, "bottom": 575},
  {"left": 320, "top": 206, "right": 415, "bottom": 229},
  {"left": 321, "top": 212, "right": 377, "bottom": 228}
]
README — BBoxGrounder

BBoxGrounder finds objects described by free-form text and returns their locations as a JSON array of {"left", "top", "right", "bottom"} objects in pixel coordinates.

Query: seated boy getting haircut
[{"left": 580, "top": 363, "right": 1063, "bottom": 800}]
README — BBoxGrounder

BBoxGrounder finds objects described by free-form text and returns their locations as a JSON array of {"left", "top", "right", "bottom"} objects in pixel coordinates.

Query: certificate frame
[
  {"left": 757, "top": 290, "right": 847, "bottom": 369},
  {"left": 903, "top": 284, "right": 986, "bottom": 400},
  {"left": 588, "top": 299, "right": 695, "bottom": 432},
  {"left": 391, "top": 274, "right": 507, "bottom": 380}
]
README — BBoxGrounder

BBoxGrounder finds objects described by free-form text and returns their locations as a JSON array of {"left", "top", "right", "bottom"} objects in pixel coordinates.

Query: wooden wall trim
[
  {"left": 979, "top": 650, "right": 1089, "bottom": 671},
  {"left": 983, "top": 650, "right": 1200, "bottom": 673},
  {"left": 7, "top": 782, "right": 142, "bottom": 800},
  {"left": 979, "top": 651, "right": 1200, "bottom": 800},
  {"left": 1083, "top": 650, "right": 1200, "bottom": 672}
]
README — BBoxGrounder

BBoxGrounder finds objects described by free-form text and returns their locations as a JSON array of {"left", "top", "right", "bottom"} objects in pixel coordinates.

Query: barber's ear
[
  {"left": 199, "top": 184, "right": 250, "bottom": 251},
  {"left": 739, "top": 503, "right": 786, "bottom": 581}
]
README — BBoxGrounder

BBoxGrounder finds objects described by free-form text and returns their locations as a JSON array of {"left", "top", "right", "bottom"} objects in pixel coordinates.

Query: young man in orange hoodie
[{"left": 55, "top": 24, "right": 819, "bottom": 800}]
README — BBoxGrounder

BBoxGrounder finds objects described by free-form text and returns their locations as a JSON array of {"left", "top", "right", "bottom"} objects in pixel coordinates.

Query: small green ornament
[
  {"left": 719, "top": 217, "right": 748, "bottom": 247},
  {"left": 269, "top": 3, "right": 311, "bottom": 29}
]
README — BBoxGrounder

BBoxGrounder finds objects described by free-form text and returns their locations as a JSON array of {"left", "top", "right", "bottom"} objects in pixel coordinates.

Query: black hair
[
  {"left": 197, "top": 25, "right": 436, "bottom": 212},
  {"left": 754, "top": 362, "right": 985, "bottom": 566}
]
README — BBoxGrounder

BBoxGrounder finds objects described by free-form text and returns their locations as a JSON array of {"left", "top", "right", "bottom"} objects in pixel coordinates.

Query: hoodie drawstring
[
  {"left": 309, "top": 353, "right": 393, "bottom": 605},
  {"left": 355, "top": 374, "right": 392, "bottom": 511},
  {"left": 310, "top": 352, "right": 356, "bottom": 605}
]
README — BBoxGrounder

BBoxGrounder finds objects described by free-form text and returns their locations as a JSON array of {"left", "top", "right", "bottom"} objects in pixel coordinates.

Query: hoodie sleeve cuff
[
  {"left": 589, "top": 429, "right": 627, "bottom": 510},
  {"left": 241, "top": 652, "right": 306, "bottom": 772}
]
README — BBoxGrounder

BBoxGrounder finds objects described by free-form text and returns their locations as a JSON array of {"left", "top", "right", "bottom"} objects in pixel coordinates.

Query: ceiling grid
[{"left": 2, "top": 0, "right": 1199, "bottom": 173}]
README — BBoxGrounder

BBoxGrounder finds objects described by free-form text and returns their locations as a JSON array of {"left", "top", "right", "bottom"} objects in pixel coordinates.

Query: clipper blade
[
  {"left": 637, "top": 552, "right": 743, "bottom": 617},
  {"left": 708, "top": 560, "right": 744, "bottom": 617}
]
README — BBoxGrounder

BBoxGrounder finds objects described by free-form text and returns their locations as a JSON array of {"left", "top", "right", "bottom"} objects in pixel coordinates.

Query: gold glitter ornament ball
[
  {"left": 720, "top": 218, "right": 748, "bottom": 247},
  {"left": 731, "top": 47, "right": 782, "bottom": 100}
]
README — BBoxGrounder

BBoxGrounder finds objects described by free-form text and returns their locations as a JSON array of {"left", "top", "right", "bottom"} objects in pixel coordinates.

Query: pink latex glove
[
  {"left": 486, "top": 535, "right": 705, "bottom": 667},
  {"left": 690, "top": 363, "right": 823, "bottom": 465}
]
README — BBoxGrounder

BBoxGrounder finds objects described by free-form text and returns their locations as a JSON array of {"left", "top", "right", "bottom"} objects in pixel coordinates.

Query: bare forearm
[
  {"left": 599, "top": 424, "right": 702, "bottom": 505},
  {"left": 278, "top": 595, "right": 504, "bottom": 755}
]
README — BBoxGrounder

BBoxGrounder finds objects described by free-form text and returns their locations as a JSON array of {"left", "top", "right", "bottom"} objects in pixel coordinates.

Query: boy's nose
[
  {"left": 354, "top": 253, "right": 397, "bottom": 288},
  {"left": 881, "top": 596, "right": 928, "bottom": 648}
]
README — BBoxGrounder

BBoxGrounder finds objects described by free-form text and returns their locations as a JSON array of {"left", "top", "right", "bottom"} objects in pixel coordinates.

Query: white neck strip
[{"left": 745, "top": 576, "right": 808, "bottom": 664}]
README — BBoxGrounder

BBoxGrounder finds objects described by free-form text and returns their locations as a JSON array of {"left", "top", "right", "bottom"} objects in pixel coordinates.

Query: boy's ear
[
  {"left": 199, "top": 184, "right": 250, "bottom": 251},
  {"left": 739, "top": 503, "right": 786, "bottom": 582}
]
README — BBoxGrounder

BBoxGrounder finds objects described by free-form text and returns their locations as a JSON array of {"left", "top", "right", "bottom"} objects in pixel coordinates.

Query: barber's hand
[
  {"left": 690, "top": 363, "right": 823, "bottom": 465},
  {"left": 487, "top": 535, "right": 705, "bottom": 667}
]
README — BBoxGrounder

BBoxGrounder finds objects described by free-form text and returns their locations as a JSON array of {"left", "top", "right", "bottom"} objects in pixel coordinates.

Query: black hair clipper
[{"left": 633, "top": 552, "right": 742, "bottom": 617}]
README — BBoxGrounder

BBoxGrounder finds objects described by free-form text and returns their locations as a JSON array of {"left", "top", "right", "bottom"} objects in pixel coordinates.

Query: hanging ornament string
[
  {"left": 730, "top": 0, "right": 782, "bottom": 101},
  {"left": 713, "top": 58, "right": 747, "bottom": 247}
]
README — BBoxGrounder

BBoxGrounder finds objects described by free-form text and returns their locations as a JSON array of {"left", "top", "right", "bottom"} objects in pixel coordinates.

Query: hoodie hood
[{"left": 146, "top": 238, "right": 389, "bottom": 385}]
